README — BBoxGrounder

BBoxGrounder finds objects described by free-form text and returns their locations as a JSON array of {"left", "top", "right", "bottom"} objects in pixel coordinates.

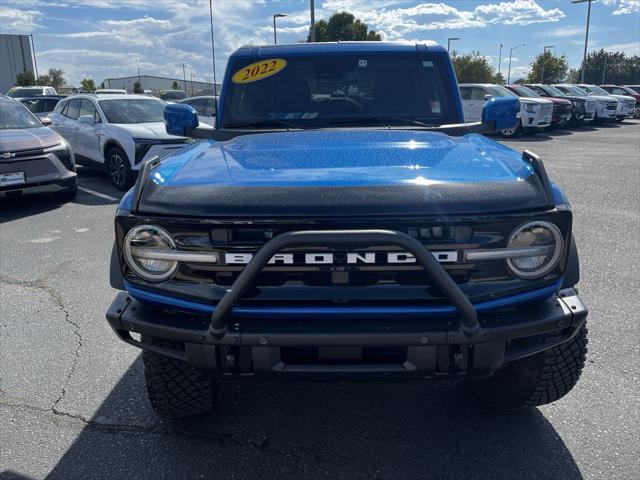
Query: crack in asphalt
[{"left": 0, "top": 275, "right": 83, "bottom": 415}]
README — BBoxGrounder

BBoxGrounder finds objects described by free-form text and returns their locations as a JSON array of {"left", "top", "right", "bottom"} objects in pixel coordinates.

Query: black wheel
[
  {"left": 469, "top": 324, "right": 588, "bottom": 410},
  {"left": 500, "top": 120, "right": 521, "bottom": 138},
  {"left": 106, "top": 146, "right": 134, "bottom": 191},
  {"left": 53, "top": 180, "right": 77, "bottom": 201},
  {"left": 142, "top": 339, "right": 216, "bottom": 419}
]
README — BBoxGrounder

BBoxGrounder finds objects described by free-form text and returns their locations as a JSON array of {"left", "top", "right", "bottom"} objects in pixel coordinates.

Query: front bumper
[
  {"left": 0, "top": 151, "right": 76, "bottom": 198},
  {"left": 106, "top": 288, "right": 587, "bottom": 378}
]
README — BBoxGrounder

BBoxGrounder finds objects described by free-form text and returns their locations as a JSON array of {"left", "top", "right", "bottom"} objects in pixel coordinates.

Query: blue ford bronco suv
[{"left": 107, "top": 42, "right": 588, "bottom": 419}]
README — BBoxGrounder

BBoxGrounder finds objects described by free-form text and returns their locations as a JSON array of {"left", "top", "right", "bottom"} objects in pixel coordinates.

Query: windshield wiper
[
  {"left": 327, "top": 116, "right": 440, "bottom": 128},
  {"left": 223, "top": 119, "right": 311, "bottom": 130}
]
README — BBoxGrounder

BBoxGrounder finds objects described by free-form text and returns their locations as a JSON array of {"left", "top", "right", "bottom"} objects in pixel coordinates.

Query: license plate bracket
[{"left": 0, "top": 171, "right": 26, "bottom": 187}]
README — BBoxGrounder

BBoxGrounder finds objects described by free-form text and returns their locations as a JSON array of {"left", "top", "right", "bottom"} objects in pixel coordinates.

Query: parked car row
[{"left": 460, "top": 83, "right": 638, "bottom": 137}]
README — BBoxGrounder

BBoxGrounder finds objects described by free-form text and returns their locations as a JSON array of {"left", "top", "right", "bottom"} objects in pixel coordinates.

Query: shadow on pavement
[{"left": 44, "top": 357, "right": 584, "bottom": 479}]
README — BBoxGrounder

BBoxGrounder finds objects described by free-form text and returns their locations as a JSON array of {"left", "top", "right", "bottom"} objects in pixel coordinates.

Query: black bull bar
[{"left": 209, "top": 229, "right": 480, "bottom": 339}]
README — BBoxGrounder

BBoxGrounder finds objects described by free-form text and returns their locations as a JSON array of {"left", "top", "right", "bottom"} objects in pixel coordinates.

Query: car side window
[
  {"left": 612, "top": 88, "right": 626, "bottom": 95},
  {"left": 44, "top": 99, "right": 60, "bottom": 112},
  {"left": 54, "top": 100, "right": 67, "bottom": 114},
  {"left": 190, "top": 98, "right": 207, "bottom": 115},
  {"left": 79, "top": 99, "right": 100, "bottom": 123},
  {"left": 470, "top": 87, "right": 487, "bottom": 100},
  {"left": 65, "top": 99, "right": 81, "bottom": 119},
  {"left": 204, "top": 99, "right": 217, "bottom": 117},
  {"left": 21, "top": 99, "right": 40, "bottom": 113},
  {"left": 529, "top": 86, "right": 545, "bottom": 96},
  {"left": 459, "top": 87, "right": 471, "bottom": 100}
]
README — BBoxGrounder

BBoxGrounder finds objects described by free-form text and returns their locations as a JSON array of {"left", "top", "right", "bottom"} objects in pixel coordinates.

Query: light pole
[
  {"left": 190, "top": 73, "right": 194, "bottom": 95},
  {"left": 310, "top": 0, "right": 315, "bottom": 42},
  {"left": 540, "top": 45, "right": 554, "bottom": 84},
  {"left": 273, "top": 13, "right": 287, "bottom": 44},
  {"left": 572, "top": 0, "right": 595, "bottom": 83},
  {"left": 498, "top": 43, "right": 504, "bottom": 80},
  {"left": 182, "top": 62, "right": 187, "bottom": 91},
  {"left": 447, "top": 37, "right": 460, "bottom": 53},
  {"left": 507, "top": 43, "right": 525, "bottom": 85}
]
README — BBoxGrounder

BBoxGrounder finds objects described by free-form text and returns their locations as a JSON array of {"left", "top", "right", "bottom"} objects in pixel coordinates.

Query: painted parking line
[{"left": 78, "top": 185, "right": 119, "bottom": 202}]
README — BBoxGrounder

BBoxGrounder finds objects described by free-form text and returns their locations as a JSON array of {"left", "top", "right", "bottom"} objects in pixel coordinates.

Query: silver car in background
[{"left": 0, "top": 96, "right": 77, "bottom": 200}]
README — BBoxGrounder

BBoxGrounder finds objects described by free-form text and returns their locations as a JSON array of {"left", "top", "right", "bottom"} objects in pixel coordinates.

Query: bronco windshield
[{"left": 221, "top": 54, "right": 457, "bottom": 128}]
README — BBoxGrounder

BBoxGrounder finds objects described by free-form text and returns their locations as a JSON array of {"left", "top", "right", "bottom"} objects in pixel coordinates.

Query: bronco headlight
[
  {"left": 523, "top": 103, "right": 539, "bottom": 113},
  {"left": 506, "top": 221, "right": 563, "bottom": 279},
  {"left": 123, "top": 225, "right": 177, "bottom": 282}
]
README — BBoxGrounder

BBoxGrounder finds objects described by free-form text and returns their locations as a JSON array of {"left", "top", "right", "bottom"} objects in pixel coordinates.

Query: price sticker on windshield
[{"left": 232, "top": 59, "right": 287, "bottom": 84}]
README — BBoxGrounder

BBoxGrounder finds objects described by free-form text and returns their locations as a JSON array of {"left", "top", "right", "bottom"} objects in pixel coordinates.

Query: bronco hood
[{"left": 137, "top": 130, "right": 551, "bottom": 217}]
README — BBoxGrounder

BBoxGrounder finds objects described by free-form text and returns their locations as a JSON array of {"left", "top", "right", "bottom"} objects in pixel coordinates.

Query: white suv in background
[
  {"left": 49, "top": 94, "right": 191, "bottom": 190},
  {"left": 554, "top": 85, "right": 618, "bottom": 123},
  {"left": 7, "top": 86, "right": 58, "bottom": 99},
  {"left": 459, "top": 83, "right": 552, "bottom": 137},
  {"left": 576, "top": 84, "right": 635, "bottom": 122}
]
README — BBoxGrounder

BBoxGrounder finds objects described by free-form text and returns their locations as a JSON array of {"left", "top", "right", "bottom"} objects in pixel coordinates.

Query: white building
[{"left": 102, "top": 75, "right": 221, "bottom": 96}]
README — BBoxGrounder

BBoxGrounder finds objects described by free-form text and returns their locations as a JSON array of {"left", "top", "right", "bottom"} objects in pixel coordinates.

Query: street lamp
[
  {"left": 507, "top": 43, "right": 525, "bottom": 85},
  {"left": 273, "top": 13, "right": 287, "bottom": 44},
  {"left": 572, "top": 0, "right": 595, "bottom": 83},
  {"left": 182, "top": 62, "right": 187, "bottom": 92},
  {"left": 208, "top": 0, "right": 218, "bottom": 97},
  {"left": 540, "top": 45, "right": 554, "bottom": 84},
  {"left": 497, "top": 43, "right": 504, "bottom": 80},
  {"left": 447, "top": 37, "right": 460, "bottom": 53}
]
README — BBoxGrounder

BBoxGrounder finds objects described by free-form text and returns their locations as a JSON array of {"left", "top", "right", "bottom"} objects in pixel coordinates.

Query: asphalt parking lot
[{"left": 1, "top": 120, "right": 639, "bottom": 480}]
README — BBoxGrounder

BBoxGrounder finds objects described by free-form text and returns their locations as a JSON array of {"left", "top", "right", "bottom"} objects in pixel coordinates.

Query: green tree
[
  {"left": 526, "top": 51, "right": 568, "bottom": 84},
  {"left": 171, "top": 81, "right": 180, "bottom": 90},
  {"left": 133, "top": 81, "right": 143, "bottom": 93},
  {"left": 80, "top": 78, "right": 96, "bottom": 92},
  {"left": 37, "top": 68, "right": 66, "bottom": 90},
  {"left": 576, "top": 49, "right": 640, "bottom": 84},
  {"left": 567, "top": 68, "right": 581, "bottom": 83},
  {"left": 308, "top": 12, "right": 381, "bottom": 42},
  {"left": 100, "top": 81, "right": 106, "bottom": 89},
  {"left": 451, "top": 51, "right": 498, "bottom": 83},
  {"left": 15, "top": 70, "right": 36, "bottom": 86}
]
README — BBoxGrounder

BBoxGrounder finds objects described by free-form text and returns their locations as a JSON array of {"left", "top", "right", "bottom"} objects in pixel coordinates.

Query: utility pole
[
  {"left": 497, "top": 43, "right": 504, "bottom": 80},
  {"left": 572, "top": 0, "right": 594, "bottom": 83},
  {"left": 507, "top": 43, "right": 525, "bottom": 85},
  {"left": 209, "top": 0, "right": 218, "bottom": 97},
  {"left": 190, "top": 73, "right": 194, "bottom": 95},
  {"left": 182, "top": 62, "right": 187, "bottom": 91},
  {"left": 540, "top": 45, "right": 554, "bottom": 84},
  {"left": 309, "top": 0, "right": 315, "bottom": 42}
]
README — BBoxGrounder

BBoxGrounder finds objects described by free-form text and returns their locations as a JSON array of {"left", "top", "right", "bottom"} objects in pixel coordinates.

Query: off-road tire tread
[
  {"left": 142, "top": 339, "right": 215, "bottom": 419},
  {"left": 471, "top": 324, "right": 588, "bottom": 410}
]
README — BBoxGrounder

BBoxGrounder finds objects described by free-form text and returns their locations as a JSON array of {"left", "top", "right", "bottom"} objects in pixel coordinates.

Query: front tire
[
  {"left": 500, "top": 120, "right": 521, "bottom": 138},
  {"left": 142, "top": 339, "right": 216, "bottom": 419},
  {"left": 106, "top": 146, "right": 134, "bottom": 191},
  {"left": 469, "top": 324, "right": 588, "bottom": 410}
]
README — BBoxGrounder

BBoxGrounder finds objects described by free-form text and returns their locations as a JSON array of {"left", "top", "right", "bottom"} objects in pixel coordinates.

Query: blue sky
[{"left": 1, "top": 0, "right": 638, "bottom": 85}]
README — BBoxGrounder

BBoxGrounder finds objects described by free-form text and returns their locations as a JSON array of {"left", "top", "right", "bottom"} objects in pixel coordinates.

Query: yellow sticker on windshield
[{"left": 232, "top": 58, "right": 287, "bottom": 84}]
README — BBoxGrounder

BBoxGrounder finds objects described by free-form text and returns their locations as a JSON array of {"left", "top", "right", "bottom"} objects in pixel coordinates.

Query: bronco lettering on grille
[{"left": 223, "top": 251, "right": 458, "bottom": 265}]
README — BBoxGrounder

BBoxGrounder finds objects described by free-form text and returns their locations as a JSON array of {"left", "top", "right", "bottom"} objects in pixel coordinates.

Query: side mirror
[
  {"left": 39, "top": 116, "right": 52, "bottom": 126},
  {"left": 481, "top": 96, "right": 520, "bottom": 132},
  {"left": 483, "top": 94, "right": 493, "bottom": 101},
  {"left": 78, "top": 115, "right": 94, "bottom": 125},
  {"left": 164, "top": 103, "right": 198, "bottom": 136}
]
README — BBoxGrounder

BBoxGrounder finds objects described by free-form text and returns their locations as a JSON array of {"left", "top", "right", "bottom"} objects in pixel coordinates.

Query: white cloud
[
  {"left": 504, "top": 56, "right": 519, "bottom": 63},
  {"left": 0, "top": 7, "right": 42, "bottom": 33},
  {"left": 601, "top": 0, "right": 640, "bottom": 15},
  {"left": 604, "top": 42, "right": 640, "bottom": 56}
]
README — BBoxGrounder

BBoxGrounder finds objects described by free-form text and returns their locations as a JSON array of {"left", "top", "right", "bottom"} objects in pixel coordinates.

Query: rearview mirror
[
  {"left": 481, "top": 96, "right": 520, "bottom": 132},
  {"left": 39, "top": 116, "right": 52, "bottom": 126},
  {"left": 164, "top": 104, "right": 199, "bottom": 136},
  {"left": 78, "top": 115, "right": 94, "bottom": 125}
]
